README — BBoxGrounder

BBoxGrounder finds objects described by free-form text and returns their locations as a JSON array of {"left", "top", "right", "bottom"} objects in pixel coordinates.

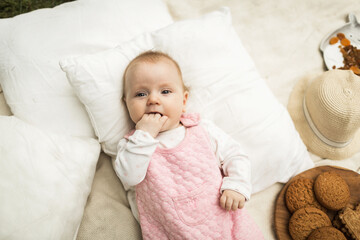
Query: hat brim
[{"left": 287, "top": 72, "right": 360, "bottom": 160}]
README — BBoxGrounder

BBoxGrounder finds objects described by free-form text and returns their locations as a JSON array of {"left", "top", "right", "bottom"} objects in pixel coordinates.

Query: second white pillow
[{"left": 61, "top": 8, "right": 313, "bottom": 193}]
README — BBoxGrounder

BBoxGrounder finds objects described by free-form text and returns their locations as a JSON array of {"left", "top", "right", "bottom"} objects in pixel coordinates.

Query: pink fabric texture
[{"left": 135, "top": 113, "right": 264, "bottom": 240}]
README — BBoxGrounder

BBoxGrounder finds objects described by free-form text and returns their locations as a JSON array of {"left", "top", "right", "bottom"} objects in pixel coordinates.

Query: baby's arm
[
  {"left": 114, "top": 113, "right": 168, "bottom": 186},
  {"left": 220, "top": 143, "right": 251, "bottom": 211},
  {"left": 201, "top": 120, "right": 251, "bottom": 211},
  {"left": 114, "top": 130, "right": 159, "bottom": 187}
]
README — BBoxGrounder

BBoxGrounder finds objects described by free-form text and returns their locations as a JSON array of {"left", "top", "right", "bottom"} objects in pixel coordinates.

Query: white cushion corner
[{"left": 0, "top": 116, "right": 100, "bottom": 239}]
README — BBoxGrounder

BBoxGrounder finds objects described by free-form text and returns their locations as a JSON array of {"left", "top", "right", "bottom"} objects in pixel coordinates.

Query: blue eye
[
  {"left": 162, "top": 90, "right": 171, "bottom": 94},
  {"left": 135, "top": 92, "right": 146, "bottom": 97}
]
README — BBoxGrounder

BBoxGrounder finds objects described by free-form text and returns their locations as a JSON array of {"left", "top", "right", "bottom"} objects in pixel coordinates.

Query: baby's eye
[
  {"left": 162, "top": 90, "right": 171, "bottom": 94},
  {"left": 135, "top": 92, "right": 147, "bottom": 97}
]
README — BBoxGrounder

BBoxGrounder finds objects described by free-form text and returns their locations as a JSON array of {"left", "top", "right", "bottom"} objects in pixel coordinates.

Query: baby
[{"left": 114, "top": 51, "right": 264, "bottom": 239}]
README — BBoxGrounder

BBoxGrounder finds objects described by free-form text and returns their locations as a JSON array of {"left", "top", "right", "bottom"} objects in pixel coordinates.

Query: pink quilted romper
[{"left": 135, "top": 113, "right": 264, "bottom": 240}]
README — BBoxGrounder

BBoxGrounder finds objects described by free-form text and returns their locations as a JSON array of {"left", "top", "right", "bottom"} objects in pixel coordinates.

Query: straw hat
[{"left": 288, "top": 70, "right": 360, "bottom": 160}]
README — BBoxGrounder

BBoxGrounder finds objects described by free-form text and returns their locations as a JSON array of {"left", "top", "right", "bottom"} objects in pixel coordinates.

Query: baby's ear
[
  {"left": 182, "top": 91, "right": 189, "bottom": 112},
  {"left": 184, "top": 91, "right": 189, "bottom": 102}
]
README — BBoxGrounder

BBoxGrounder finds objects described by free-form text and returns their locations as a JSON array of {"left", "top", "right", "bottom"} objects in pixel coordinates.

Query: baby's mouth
[{"left": 148, "top": 112, "right": 163, "bottom": 116}]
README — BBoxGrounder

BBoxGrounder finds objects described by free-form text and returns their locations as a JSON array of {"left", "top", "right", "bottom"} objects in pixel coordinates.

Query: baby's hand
[
  {"left": 135, "top": 113, "right": 168, "bottom": 138},
  {"left": 220, "top": 190, "right": 246, "bottom": 211}
]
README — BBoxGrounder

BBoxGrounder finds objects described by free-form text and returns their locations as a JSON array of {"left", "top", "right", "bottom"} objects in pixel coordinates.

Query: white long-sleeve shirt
[{"left": 113, "top": 119, "right": 251, "bottom": 221}]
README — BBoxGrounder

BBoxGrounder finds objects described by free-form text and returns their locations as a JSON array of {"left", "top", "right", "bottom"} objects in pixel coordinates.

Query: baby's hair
[{"left": 122, "top": 50, "right": 189, "bottom": 99}]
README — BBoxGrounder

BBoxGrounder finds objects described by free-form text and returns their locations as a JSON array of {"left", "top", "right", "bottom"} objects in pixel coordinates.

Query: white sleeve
[
  {"left": 113, "top": 130, "right": 159, "bottom": 187},
  {"left": 201, "top": 120, "right": 252, "bottom": 201}
]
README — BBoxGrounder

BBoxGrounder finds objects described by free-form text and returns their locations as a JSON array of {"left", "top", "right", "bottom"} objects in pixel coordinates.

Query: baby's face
[{"left": 124, "top": 59, "right": 188, "bottom": 132}]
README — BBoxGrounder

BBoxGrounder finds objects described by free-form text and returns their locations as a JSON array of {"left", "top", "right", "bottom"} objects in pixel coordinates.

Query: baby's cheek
[
  {"left": 128, "top": 111, "right": 142, "bottom": 124},
  {"left": 127, "top": 106, "right": 144, "bottom": 124}
]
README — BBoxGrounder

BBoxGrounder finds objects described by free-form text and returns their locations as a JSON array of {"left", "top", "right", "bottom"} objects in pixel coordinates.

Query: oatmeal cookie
[
  {"left": 314, "top": 171, "right": 350, "bottom": 211},
  {"left": 307, "top": 226, "right": 347, "bottom": 240},
  {"left": 285, "top": 178, "right": 324, "bottom": 213},
  {"left": 288, "top": 207, "right": 331, "bottom": 240}
]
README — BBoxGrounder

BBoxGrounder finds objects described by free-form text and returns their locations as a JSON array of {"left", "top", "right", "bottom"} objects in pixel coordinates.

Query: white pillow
[
  {"left": 60, "top": 8, "right": 314, "bottom": 193},
  {"left": 0, "top": 116, "right": 100, "bottom": 239},
  {"left": 0, "top": 0, "right": 173, "bottom": 138}
]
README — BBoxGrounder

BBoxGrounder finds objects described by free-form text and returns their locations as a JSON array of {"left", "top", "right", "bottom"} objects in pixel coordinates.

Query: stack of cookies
[
  {"left": 285, "top": 171, "right": 359, "bottom": 240},
  {"left": 333, "top": 204, "right": 360, "bottom": 240}
]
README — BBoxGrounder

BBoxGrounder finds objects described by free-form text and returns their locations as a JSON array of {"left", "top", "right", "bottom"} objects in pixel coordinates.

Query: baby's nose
[{"left": 147, "top": 93, "right": 160, "bottom": 105}]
